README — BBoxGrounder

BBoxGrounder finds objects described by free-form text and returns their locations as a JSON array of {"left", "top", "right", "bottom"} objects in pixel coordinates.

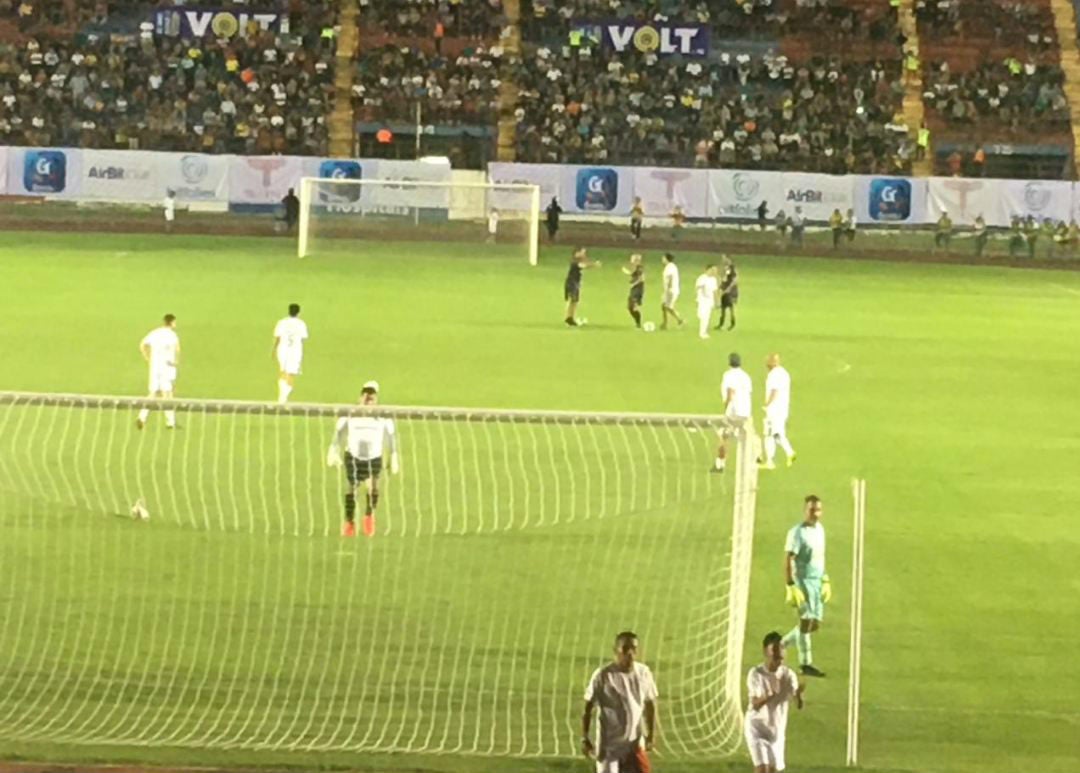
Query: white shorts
[
  {"left": 663, "top": 291, "right": 679, "bottom": 307},
  {"left": 764, "top": 414, "right": 788, "bottom": 437},
  {"left": 164, "top": 209, "right": 175, "bottom": 222},
  {"left": 745, "top": 728, "right": 786, "bottom": 771},
  {"left": 278, "top": 352, "right": 303, "bottom": 376},
  {"left": 717, "top": 414, "right": 749, "bottom": 439},
  {"left": 148, "top": 366, "right": 176, "bottom": 394},
  {"left": 696, "top": 303, "right": 713, "bottom": 320}
]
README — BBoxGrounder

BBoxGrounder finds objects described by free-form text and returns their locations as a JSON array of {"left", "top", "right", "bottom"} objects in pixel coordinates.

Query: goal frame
[{"left": 297, "top": 178, "right": 542, "bottom": 265}]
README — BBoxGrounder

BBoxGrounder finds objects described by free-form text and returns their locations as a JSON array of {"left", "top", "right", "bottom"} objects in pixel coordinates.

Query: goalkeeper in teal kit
[{"left": 781, "top": 495, "right": 831, "bottom": 678}]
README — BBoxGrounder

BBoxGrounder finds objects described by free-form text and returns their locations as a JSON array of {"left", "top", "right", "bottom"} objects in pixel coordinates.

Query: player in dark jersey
[
  {"left": 630, "top": 197, "right": 644, "bottom": 240},
  {"left": 546, "top": 197, "right": 563, "bottom": 242},
  {"left": 716, "top": 256, "right": 739, "bottom": 331},
  {"left": 564, "top": 247, "right": 601, "bottom": 326},
  {"left": 622, "top": 253, "right": 645, "bottom": 328}
]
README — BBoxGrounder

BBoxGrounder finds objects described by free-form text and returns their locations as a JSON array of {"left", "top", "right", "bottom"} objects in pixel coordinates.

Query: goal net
[
  {"left": 0, "top": 391, "right": 758, "bottom": 759},
  {"left": 298, "top": 179, "right": 541, "bottom": 264}
]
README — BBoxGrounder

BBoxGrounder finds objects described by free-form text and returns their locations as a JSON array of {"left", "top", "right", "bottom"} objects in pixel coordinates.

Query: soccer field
[{"left": 0, "top": 231, "right": 1078, "bottom": 773}]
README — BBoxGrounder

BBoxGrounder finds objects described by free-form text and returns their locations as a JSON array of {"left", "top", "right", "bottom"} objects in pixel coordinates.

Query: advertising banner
[
  {"left": 0, "top": 146, "right": 8, "bottom": 195},
  {"left": 632, "top": 167, "right": 709, "bottom": 219},
  {"left": 227, "top": 155, "right": 307, "bottom": 205},
  {"left": 706, "top": 170, "right": 784, "bottom": 220},
  {"left": 152, "top": 8, "right": 288, "bottom": 38},
  {"left": 361, "top": 159, "right": 453, "bottom": 211},
  {"left": 999, "top": 179, "right": 1072, "bottom": 225},
  {"left": 6, "top": 147, "right": 82, "bottom": 198},
  {"left": 161, "top": 152, "right": 230, "bottom": 202},
  {"left": 560, "top": 165, "right": 637, "bottom": 216},
  {"left": 488, "top": 163, "right": 564, "bottom": 207},
  {"left": 853, "top": 176, "right": 927, "bottom": 225},
  {"left": 926, "top": 177, "right": 1004, "bottom": 226},
  {"left": 780, "top": 173, "right": 854, "bottom": 222},
  {"left": 597, "top": 21, "right": 709, "bottom": 57},
  {"left": 80, "top": 149, "right": 161, "bottom": 201}
]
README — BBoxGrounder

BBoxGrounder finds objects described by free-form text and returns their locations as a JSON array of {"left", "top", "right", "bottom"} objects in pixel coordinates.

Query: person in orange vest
[
  {"left": 434, "top": 19, "right": 445, "bottom": 55},
  {"left": 972, "top": 146, "right": 986, "bottom": 177}
]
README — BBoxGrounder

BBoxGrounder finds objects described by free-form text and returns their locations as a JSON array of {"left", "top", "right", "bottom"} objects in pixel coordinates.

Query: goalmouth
[{"left": 298, "top": 178, "right": 541, "bottom": 265}]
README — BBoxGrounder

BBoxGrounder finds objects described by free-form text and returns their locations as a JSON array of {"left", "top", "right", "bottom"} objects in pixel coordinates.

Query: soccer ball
[
  {"left": 131, "top": 499, "right": 149, "bottom": 521},
  {"left": 579, "top": 318, "right": 589, "bottom": 326},
  {"left": 643, "top": 322, "right": 656, "bottom": 333}
]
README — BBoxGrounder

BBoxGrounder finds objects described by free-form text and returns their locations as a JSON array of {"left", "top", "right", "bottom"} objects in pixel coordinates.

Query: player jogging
[
  {"left": 273, "top": 303, "right": 309, "bottom": 403},
  {"left": 713, "top": 352, "right": 752, "bottom": 473},
  {"left": 744, "top": 631, "right": 805, "bottom": 773},
  {"left": 582, "top": 631, "right": 657, "bottom": 773},
  {"left": 716, "top": 256, "right": 739, "bottom": 331},
  {"left": 694, "top": 265, "right": 719, "bottom": 339},
  {"left": 630, "top": 197, "right": 644, "bottom": 241},
  {"left": 659, "top": 253, "right": 683, "bottom": 330},
  {"left": 137, "top": 314, "right": 180, "bottom": 430},
  {"left": 327, "top": 381, "right": 400, "bottom": 538},
  {"left": 781, "top": 495, "right": 830, "bottom": 678},
  {"left": 622, "top": 253, "right": 644, "bottom": 329},
  {"left": 760, "top": 353, "right": 796, "bottom": 469},
  {"left": 565, "top": 247, "right": 601, "bottom": 327}
]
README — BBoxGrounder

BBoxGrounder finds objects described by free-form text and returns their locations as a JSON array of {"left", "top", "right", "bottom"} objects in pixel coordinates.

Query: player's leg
[
  {"left": 277, "top": 363, "right": 296, "bottom": 404},
  {"left": 697, "top": 306, "right": 710, "bottom": 338},
  {"left": 746, "top": 733, "right": 777, "bottom": 773},
  {"left": 161, "top": 388, "right": 177, "bottom": 428},
  {"left": 760, "top": 418, "right": 777, "bottom": 468},
  {"left": 712, "top": 426, "right": 729, "bottom": 472},
  {"left": 797, "top": 580, "right": 825, "bottom": 677},
  {"left": 628, "top": 299, "right": 641, "bottom": 328},
  {"left": 660, "top": 303, "right": 668, "bottom": 329},
  {"left": 727, "top": 299, "right": 736, "bottom": 330},
  {"left": 775, "top": 419, "right": 796, "bottom": 464},
  {"left": 342, "top": 454, "right": 359, "bottom": 536},
  {"left": 715, "top": 302, "right": 726, "bottom": 330},
  {"left": 137, "top": 388, "right": 155, "bottom": 429}
]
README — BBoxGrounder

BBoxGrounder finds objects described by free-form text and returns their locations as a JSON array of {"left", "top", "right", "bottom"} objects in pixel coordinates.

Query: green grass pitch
[{"left": 0, "top": 231, "right": 1078, "bottom": 773}]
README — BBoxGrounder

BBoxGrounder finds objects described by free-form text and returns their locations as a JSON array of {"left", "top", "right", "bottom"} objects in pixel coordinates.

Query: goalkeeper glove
[
  {"left": 326, "top": 444, "right": 343, "bottom": 468},
  {"left": 821, "top": 575, "right": 832, "bottom": 604},
  {"left": 785, "top": 583, "right": 806, "bottom": 608}
]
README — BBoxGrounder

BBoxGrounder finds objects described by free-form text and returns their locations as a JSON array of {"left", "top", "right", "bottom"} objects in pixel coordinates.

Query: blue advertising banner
[
  {"left": 594, "top": 20, "right": 709, "bottom": 57},
  {"left": 153, "top": 8, "right": 288, "bottom": 38}
]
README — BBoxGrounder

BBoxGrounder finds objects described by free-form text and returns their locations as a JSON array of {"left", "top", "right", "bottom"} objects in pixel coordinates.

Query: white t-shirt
[
  {"left": 721, "top": 367, "right": 753, "bottom": 418},
  {"left": 765, "top": 366, "right": 791, "bottom": 419},
  {"left": 695, "top": 273, "right": 718, "bottom": 306},
  {"left": 584, "top": 662, "right": 658, "bottom": 761},
  {"left": 744, "top": 664, "right": 799, "bottom": 741},
  {"left": 663, "top": 262, "right": 680, "bottom": 295},
  {"left": 488, "top": 210, "right": 499, "bottom": 234},
  {"left": 141, "top": 326, "right": 179, "bottom": 371},
  {"left": 335, "top": 416, "right": 396, "bottom": 460},
  {"left": 164, "top": 195, "right": 175, "bottom": 217},
  {"left": 274, "top": 316, "right": 309, "bottom": 355}
]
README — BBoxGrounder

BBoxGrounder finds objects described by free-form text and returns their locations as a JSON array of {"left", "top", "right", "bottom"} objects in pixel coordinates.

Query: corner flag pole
[{"left": 846, "top": 478, "right": 867, "bottom": 767}]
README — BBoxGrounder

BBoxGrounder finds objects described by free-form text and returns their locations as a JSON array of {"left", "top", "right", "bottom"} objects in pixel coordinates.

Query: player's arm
[
  {"left": 385, "top": 421, "right": 400, "bottom": 474},
  {"left": 272, "top": 336, "right": 281, "bottom": 359},
  {"left": 784, "top": 551, "right": 797, "bottom": 586},
  {"left": 326, "top": 418, "right": 347, "bottom": 466},
  {"left": 643, "top": 697, "right": 656, "bottom": 750},
  {"left": 581, "top": 701, "right": 595, "bottom": 758},
  {"left": 764, "top": 387, "right": 777, "bottom": 409},
  {"left": 748, "top": 671, "right": 773, "bottom": 711},
  {"left": 724, "top": 386, "right": 735, "bottom": 413},
  {"left": 139, "top": 340, "right": 151, "bottom": 363}
]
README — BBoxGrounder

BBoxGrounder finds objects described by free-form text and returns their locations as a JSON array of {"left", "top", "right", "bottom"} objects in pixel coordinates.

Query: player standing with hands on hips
[
  {"left": 760, "top": 353, "right": 796, "bottom": 469},
  {"left": 273, "top": 303, "right": 309, "bottom": 404},
  {"left": 137, "top": 314, "right": 180, "bottom": 430},
  {"left": 782, "top": 495, "right": 830, "bottom": 677},
  {"left": 744, "top": 630, "right": 806, "bottom": 773},
  {"left": 582, "top": 631, "right": 657, "bottom": 773}
]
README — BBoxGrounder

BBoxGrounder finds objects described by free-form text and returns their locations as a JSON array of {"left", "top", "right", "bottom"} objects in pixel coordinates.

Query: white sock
[
  {"left": 137, "top": 408, "right": 150, "bottom": 423},
  {"left": 764, "top": 434, "right": 776, "bottom": 463},
  {"left": 781, "top": 625, "right": 800, "bottom": 651},
  {"left": 779, "top": 434, "right": 795, "bottom": 457},
  {"left": 698, "top": 317, "right": 709, "bottom": 337},
  {"left": 164, "top": 410, "right": 176, "bottom": 427},
  {"left": 714, "top": 456, "right": 725, "bottom": 470},
  {"left": 798, "top": 630, "right": 812, "bottom": 666},
  {"left": 278, "top": 380, "right": 292, "bottom": 403}
]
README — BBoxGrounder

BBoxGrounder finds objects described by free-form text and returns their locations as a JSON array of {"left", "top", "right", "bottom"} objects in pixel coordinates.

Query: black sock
[
  {"left": 344, "top": 493, "right": 356, "bottom": 522},
  {"left": 631, "top": 309, "right": 641, "bottom": 327},
  {"left": 366, "top": 489, "right": 379, "bottom": 515}
]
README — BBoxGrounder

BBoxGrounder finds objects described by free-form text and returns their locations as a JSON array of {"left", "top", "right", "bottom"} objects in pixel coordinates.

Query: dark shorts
[
  {"left": 721, "top": 292, "right": 738, "bottom": 307},
  {"left": 345, "top": 453, "right": 382, "bottom": 485},
  {"left": 629, "top": 287, "right": 644, "bottom": 305},
  {"left": 564, "top": 282, "right": 581, "bottom": 302}
]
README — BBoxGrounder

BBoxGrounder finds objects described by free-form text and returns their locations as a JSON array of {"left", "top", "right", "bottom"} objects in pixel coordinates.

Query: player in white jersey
[
  {"left": 694, "top": 264, "right": 719, "bottom": 339},
  {"left": 327, "top": 381, "right": 399, "bottom": 538},
  {"left": 744, "top": 630, "right": 805, "bottom": 773},
  {"left": 273, "top": 303, "right": 309, "bottom": 403},
  {"left": 582, "top": 631, "right": 657, "bottom": 773},
  {"left": 487, "top": 207, "right": 499, "bottom": 243},
  {"left": 714, "top": 352, "right": 752, "bottom": 473},
  {"left": 659, "top": 252, "right": 683, "bottom": 330},
  {"left": 137, "top": 314, "right": 180, "bottom": 430},
  {"left": 760, "top": 353, "right": 796, "bottom": 469},
  {"left": 163, "top": 189, "right": 176, "bottom": 233}
]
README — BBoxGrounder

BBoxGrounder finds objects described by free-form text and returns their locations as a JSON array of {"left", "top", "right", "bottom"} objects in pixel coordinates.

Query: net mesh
[{"left": 0, "top": 392, "right": 756, "bottom": 759}]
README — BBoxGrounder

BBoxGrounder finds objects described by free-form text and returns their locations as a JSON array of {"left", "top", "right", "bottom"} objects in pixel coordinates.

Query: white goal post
[{"left": 298, "top": 178, "right": 541, "bottom": 265}]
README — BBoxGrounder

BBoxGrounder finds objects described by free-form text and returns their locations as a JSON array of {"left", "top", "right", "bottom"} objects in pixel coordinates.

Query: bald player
[{"left": 760, "top": 353, "right": 796, "bottom": 469}]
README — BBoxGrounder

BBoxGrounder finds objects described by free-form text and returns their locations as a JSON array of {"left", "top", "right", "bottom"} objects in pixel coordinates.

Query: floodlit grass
[{"left": 0, "top": 231, "right": 1078, "bottom": 773}]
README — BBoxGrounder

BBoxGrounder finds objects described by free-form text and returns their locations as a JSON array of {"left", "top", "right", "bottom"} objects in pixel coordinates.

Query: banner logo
[
  {"left": 181, "top": 155, "right": 209, "bottom": 184},
  {"left": 24, "top": 150, "right": 66, "bottom": 193},
  {"left": 318, "top": 160, "right": 363, "bottom": 206},
  {"left": 601, "top": 22, "right": 708, "bottom": 57},
  {"left": 1023, "top": 182, "right": 1051, "bottom": 213},
  {"left": 154, "top": 9, "right": 287, "bottom": 38},
  {"left": 732, "top": 173, "right": 760, "bottom": 202},
  {"left": 868, "top": 179, "right": 911, "bottom": 221},
  {"left": 576, "top": 168, "right": 619, "bottom": 211}
]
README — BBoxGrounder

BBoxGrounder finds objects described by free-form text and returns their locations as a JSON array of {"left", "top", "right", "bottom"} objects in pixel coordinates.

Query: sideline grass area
[{"left": 1, "top": 231, "right": 1078, "bottom": 773}]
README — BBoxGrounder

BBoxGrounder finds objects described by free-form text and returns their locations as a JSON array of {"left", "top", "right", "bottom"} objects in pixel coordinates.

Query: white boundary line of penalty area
[
  {"left": 1052, "top": 283, "right": 1080, "bottom": 297},
  {"left": 871, "top": 703, "right": 1080, "bottom": 727}
]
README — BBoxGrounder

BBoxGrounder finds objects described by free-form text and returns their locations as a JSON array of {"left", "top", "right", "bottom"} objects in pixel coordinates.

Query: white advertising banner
[
  {"left": 227, "top": 155, "right": 307, "bottom": 205},
  {"left": 926, "top": 177, "right": 1003, "bottom": 226},
  {"left": 487, "top": 162, "right": 563, "bottom": 205},
  {"left": 999, "top": 179, "right": 1072, "bottom": 225},
  {"left": 5, "top": 146, "right": 83, "bottom": 198},
  {"left": 780, "top": 172, "right": 854, "bottom": 222},
  {"left": 706, "top": 170, "right": 784, "bottom": 220},
  {"left": 852, "top": 176, "right": 928, "bottom": 225},
  {"left": 632, "top": 167, "right": 709, "bottom": 219},
  {"left": 80, "top": 149, "right": 161, "bottom": 201},
  {"left": 0, "top": 146, "right": 8, "bottom": 195},
  {"left": 161, "top": 152, "right": 231, "bottom": 203}
]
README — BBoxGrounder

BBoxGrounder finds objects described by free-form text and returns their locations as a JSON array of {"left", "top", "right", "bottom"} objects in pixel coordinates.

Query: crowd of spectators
[
  {"left": 0, "top": 6, "right": 335, "bottom": 154},
  {"left": 358, "top": 0, "right": 506, "bottom": 41},
  {"left": 352, "top": 43, "right": 503, "bottom": 124},
  {"left": 914, "top": 0, "right": 1055, "bottom": 51},
  {"left": 512, "top": 47, "right": 909, "bottom": 172},
  {"left": 922, "top": 58, "right": 1070, "bottom": 134}
]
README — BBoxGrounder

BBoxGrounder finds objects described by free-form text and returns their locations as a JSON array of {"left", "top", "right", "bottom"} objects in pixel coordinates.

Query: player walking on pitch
[
  {"left": 716, "top": 256, "right": 739, "bottom": 331},
  {"left": 781, "top": 495, "right": 830, "bottom": 677},
  {"left": 622, "top": 253, "right": 645, "bottom": 329},
  {"left": 694, "top": 265, "right": 719, "bottom": 339},
  {"left": 713, "top": 352, "right": 752, "bottom": 473},
  {"left": 744, "top": 631, "right": 806, "bottom": 773},
  {"left": 564, "top": 247, "right": 601, "bottom": 326},
  {"left": 137, "top": 314, "right": 180, "bottom": 430},
  {"left": 659, "top": 253, "right": 683, "bottom": 330},
  {"left": 273, "top": 303, "right": 309, "bottom": 403},
  {"left": 760, "top": 353, "right": 796, "bottom": 469},
  {"left": 582, "top": 631, "right": 657, "bottom": 773},
  {"left": 327, "top": 381, "right": 400, "bottom": 538}
]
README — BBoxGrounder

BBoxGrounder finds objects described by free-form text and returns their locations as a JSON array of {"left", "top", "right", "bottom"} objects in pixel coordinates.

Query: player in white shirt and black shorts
[
  {"left": 582, "top": 631, "right": 658, "bottom": 773},
  {"left": 273, "top": 303, "right": 309, "bottom": 403},
  {"left": 137, "top": 314, "right": 180, "bottom": 430},
  {"left": 714, "top": 352, "right": 752, "bottom": 473},
  {"left": 659, "top": 253, "right": 683, "bottom": 330},
  {"left": 760, "top": 353, "right": 796, "bottom": 469},
  {"left": 327, "top": 381, "right": 399, "bottom": 538},
  {"left": 744, "top": 630, "right": 805, "bottom": 773}
]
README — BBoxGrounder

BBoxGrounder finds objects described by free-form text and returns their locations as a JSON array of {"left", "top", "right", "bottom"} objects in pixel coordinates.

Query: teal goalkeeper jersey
[{"left": 785, "top": 522, "right": 826, "bottom": 580}]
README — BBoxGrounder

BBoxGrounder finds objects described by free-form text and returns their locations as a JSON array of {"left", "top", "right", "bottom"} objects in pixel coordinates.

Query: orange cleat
[
  {"left": 341, "top": 520, "right": 356, "bottom": 538},
  {"left": 362, "top": 513, "right": 376, "bottom": 538}
]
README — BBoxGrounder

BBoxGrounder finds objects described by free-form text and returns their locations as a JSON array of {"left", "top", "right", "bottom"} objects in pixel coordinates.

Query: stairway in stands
[
  {"left": 897, "top": 0, "right": 931, "bottom": 176},
  {"left": 328, "top": 0, "right": 359, "bottom": 158},
  {"left": 1049, "top": 0, "right": 1080, "bottom": 178},
  {"left": 496, "top": 0, "right": 522, "bottom": 161}
]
